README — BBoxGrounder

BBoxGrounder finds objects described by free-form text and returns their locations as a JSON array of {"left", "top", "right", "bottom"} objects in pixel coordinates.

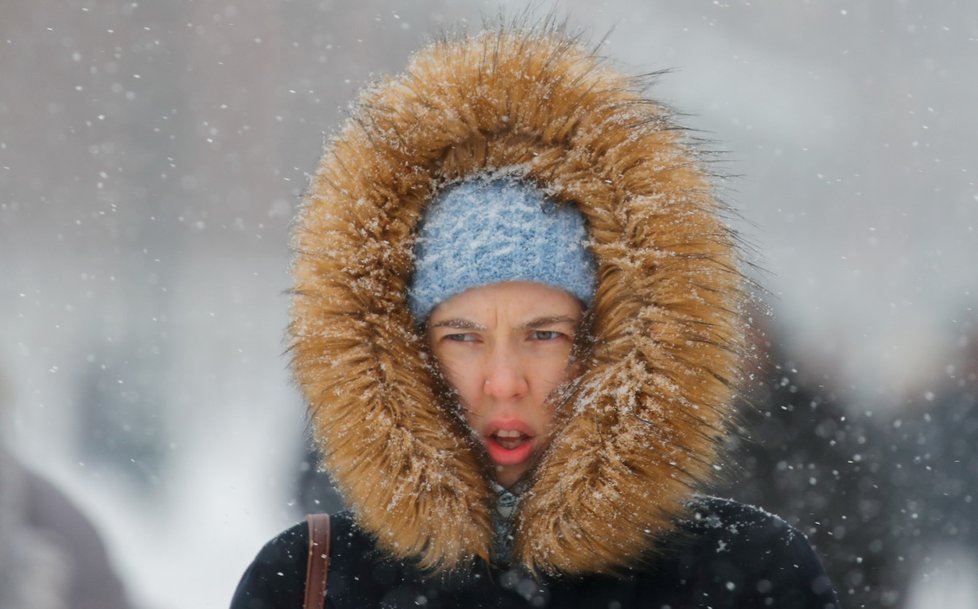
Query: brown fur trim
[{"left": 289, "top": 27, "right": 745, "bottom": 575}]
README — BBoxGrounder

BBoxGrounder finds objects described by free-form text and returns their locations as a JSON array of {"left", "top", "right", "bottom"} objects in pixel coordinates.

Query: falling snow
[{"left": 1, "top": 2, "right": 976, "bottom": 609}]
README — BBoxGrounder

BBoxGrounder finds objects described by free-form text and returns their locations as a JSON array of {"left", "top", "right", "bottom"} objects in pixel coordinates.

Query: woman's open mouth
[
  {"left": 484, "top": 426, "right": 536, "bottom": 466},
  {"left": 493, "top": 429, "right": 529, "bottom": 450}
]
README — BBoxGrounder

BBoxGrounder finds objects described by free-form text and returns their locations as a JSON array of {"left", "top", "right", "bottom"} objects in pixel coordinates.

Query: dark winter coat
[
  {"left": 232, "top": 497, "right": 837, "bottom": 609},
  {"left": 232, "top": 24, "right": 839, "bottom": 609}
]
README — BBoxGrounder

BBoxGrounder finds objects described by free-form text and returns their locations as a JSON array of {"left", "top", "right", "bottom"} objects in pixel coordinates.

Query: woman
[{"left": 231, "top": 25, "right": 838, "bottom": 609}]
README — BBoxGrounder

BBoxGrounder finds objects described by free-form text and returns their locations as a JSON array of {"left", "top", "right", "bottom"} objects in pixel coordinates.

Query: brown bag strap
[{"left": 303, "top": 513, "right": 331, "bottom": 609}]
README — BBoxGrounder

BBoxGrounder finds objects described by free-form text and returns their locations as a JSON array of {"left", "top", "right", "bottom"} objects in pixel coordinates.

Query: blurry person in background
[
  {"left": 231, "top": 23, "right": 838, "bottom": 609},
  {"left": 722, "top": 316, "right": 904, "bottom": 607},
  {"left": 0, "top": 369, "right": 131, "bottom": 609},
  {"left": 722, "top": 306, "right": 978, "bottom": 609}
]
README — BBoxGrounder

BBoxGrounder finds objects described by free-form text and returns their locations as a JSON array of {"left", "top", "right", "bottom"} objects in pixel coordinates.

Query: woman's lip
[
  {"left": 484, "top": 434, "right": 536, "bottom": 466},
  {"left": 483, "top": 418, "right": 535, "bottom": 438}
]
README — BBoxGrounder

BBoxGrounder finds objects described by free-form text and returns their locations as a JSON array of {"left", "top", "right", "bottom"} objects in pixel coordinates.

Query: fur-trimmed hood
[{"left": 289, "top": 26, "right": 745, "bottom": 576}]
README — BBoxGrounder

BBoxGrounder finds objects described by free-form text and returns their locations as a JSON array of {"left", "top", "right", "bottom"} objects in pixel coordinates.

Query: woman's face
[{"left": 427, "top": 281, "right": 583, "bottom": 488}]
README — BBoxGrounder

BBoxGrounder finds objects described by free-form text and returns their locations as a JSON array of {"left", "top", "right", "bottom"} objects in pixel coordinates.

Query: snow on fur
[{"left": 289, "top": 26, "right": 746, "bottom": 575}]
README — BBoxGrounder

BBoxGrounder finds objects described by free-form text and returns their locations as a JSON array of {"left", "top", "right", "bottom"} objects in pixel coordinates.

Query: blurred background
[{"left": 0, "top": 1, "right": 975, "bottom": 608}]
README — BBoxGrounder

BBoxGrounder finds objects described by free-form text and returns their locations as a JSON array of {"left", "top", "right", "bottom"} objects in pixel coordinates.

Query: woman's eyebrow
[
  {"left": 523, "top": 315, "right": 580, "bottom": 329},
  {"left": 429, "top": 319, "right": 487, "bottom": 331}
]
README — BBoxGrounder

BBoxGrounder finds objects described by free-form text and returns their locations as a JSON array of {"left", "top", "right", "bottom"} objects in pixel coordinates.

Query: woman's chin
[
  {"left": 493, "top": 465, "right": 525, "bottom": 489},
  {"left": 486, "top": 443, "right": 536, "bottom": 488}
]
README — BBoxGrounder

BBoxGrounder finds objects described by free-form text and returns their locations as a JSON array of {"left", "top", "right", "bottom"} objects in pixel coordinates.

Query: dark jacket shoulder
[
  {"left": 665, "top": 496, "right": 838, "bottom": 608},
  {"left": 230, "top": 520, "right": 306, "bottom": 609},
  {"left": 231, "top": 512, "right": 381, "bottom": 609}
]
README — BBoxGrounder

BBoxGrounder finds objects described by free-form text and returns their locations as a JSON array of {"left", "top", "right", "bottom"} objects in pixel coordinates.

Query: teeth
[{"left": 495, "top": 429, "right": 522, "bottom": 438}]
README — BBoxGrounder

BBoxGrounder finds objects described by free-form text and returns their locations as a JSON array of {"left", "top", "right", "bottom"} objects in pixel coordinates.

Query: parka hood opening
[{"left": 289, "top": 26, "right": 747, "bottom": 576}]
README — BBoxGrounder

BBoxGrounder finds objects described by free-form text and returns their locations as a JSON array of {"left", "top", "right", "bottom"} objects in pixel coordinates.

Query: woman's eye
[
  {"left": 444, "top": 333, "right": 477, "bottom": 343},
  {"left": 531, "top": 330, "right": 563, "bottom": 341}
]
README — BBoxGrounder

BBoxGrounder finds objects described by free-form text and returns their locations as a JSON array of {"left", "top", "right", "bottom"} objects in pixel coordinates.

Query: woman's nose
[{"left": 482, "top": 347, "right": 529, "bottom": 400}]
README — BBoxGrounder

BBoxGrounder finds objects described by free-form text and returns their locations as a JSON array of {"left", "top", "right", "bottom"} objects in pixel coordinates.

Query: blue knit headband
[{"left": 408, "top": 177, "right": 597, "bottom": 322}]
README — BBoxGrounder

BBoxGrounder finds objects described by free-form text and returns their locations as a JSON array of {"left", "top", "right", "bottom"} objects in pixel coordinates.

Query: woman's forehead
[
  {"left": 429, "top": 315, "right": 580, "bottom": 332},
  {"left": 428, "top": 282, "right": 584, "bottom": 326}
]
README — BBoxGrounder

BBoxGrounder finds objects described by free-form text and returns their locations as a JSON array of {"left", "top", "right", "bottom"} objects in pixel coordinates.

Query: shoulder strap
[{"left": 303, "top": 513, "right": 331, "bottom": 609}]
